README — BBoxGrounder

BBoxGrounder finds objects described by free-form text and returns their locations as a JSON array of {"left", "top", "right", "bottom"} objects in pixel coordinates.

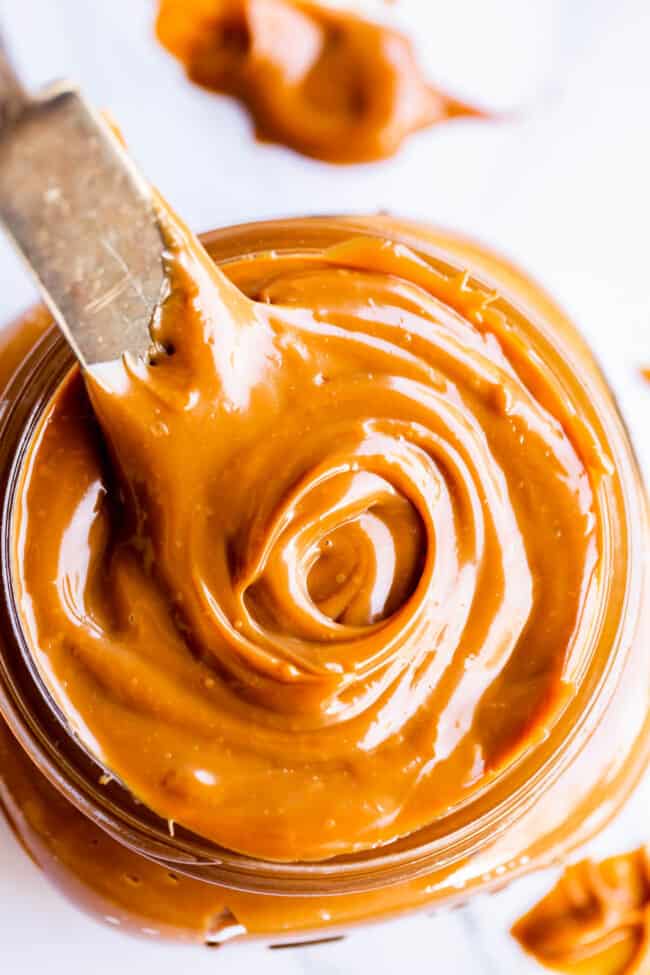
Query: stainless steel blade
[{"left": 0, "top": 50, "right": 165, "bottom": 367}]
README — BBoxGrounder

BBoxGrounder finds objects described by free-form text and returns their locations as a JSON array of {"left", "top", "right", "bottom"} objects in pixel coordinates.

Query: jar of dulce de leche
[{"left": 0, "top": 215, "right": 647, "bottom": 947}]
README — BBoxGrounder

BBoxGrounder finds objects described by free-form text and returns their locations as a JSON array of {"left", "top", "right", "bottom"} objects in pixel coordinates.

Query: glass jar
[{"left": 0, "top": 216, "right": 648, "bottom": 946}]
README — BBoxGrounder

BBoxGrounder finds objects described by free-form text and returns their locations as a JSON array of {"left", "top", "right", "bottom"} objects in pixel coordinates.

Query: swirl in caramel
[{"left": 13, "top": 207, "right": 605, "bottom": 863}]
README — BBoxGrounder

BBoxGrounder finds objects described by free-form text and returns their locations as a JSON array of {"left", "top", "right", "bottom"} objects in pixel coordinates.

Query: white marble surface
[{"left": 0, "top": 1, "right": 649, "bottom": 971}]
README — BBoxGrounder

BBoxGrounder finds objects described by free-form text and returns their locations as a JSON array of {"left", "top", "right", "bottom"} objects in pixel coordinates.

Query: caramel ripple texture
[{"left": 14, "top": 207, "right": 602, "bottom": 861}]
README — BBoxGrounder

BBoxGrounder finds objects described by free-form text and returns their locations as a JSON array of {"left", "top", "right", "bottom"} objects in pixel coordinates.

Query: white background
[{"left": 0, "top": 1, "right": 648, "bottom": 971}]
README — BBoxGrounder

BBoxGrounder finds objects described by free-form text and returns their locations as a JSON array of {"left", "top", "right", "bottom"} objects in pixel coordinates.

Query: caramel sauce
[
  {"left": 12, "top": 202, "right": 602, "bottom": 864},
  {"left": 155, "top": 0, "right": 483, "bottom": 163},
  {"left": 513, "top": 849, "right": 650, "bottom": 974},
  {"left": 2, "top": 212, "right": 643, "bottom": 944}
]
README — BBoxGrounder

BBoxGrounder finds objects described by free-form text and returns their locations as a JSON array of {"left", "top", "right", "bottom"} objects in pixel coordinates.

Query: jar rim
[{"left": 0, "top": 217, "right": 646, "bottom": 896}]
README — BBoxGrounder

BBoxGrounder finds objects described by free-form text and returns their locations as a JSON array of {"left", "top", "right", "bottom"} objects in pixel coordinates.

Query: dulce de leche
[
  {"left": 11, "top": 201, "right": 607, "bottom": 868},
  {"left": 156, "top": 0, "right": 483, "bottom": 163},
  {"left": 513, "top": 849, "right": 650, "bottom": 974}
]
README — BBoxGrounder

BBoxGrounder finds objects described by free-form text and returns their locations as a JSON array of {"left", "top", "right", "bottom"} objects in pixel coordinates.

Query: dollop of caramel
[
  {"left": 156, "top": 0, "right": 483, "bottom": 162},
  {"left": 13, "top": 206, "right": 603, "bottom": 862},
  {"left": 513, "top": 849, "right": 650, "bottom": 974}
]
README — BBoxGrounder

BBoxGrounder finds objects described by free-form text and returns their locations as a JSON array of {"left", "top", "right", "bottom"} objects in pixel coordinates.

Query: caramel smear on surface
[
  {"left": 513, "top": 849, "right": 650, "bottom": 975},
  {"left": 156, "top": 0, "right": 484, "bottom": 163}
]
